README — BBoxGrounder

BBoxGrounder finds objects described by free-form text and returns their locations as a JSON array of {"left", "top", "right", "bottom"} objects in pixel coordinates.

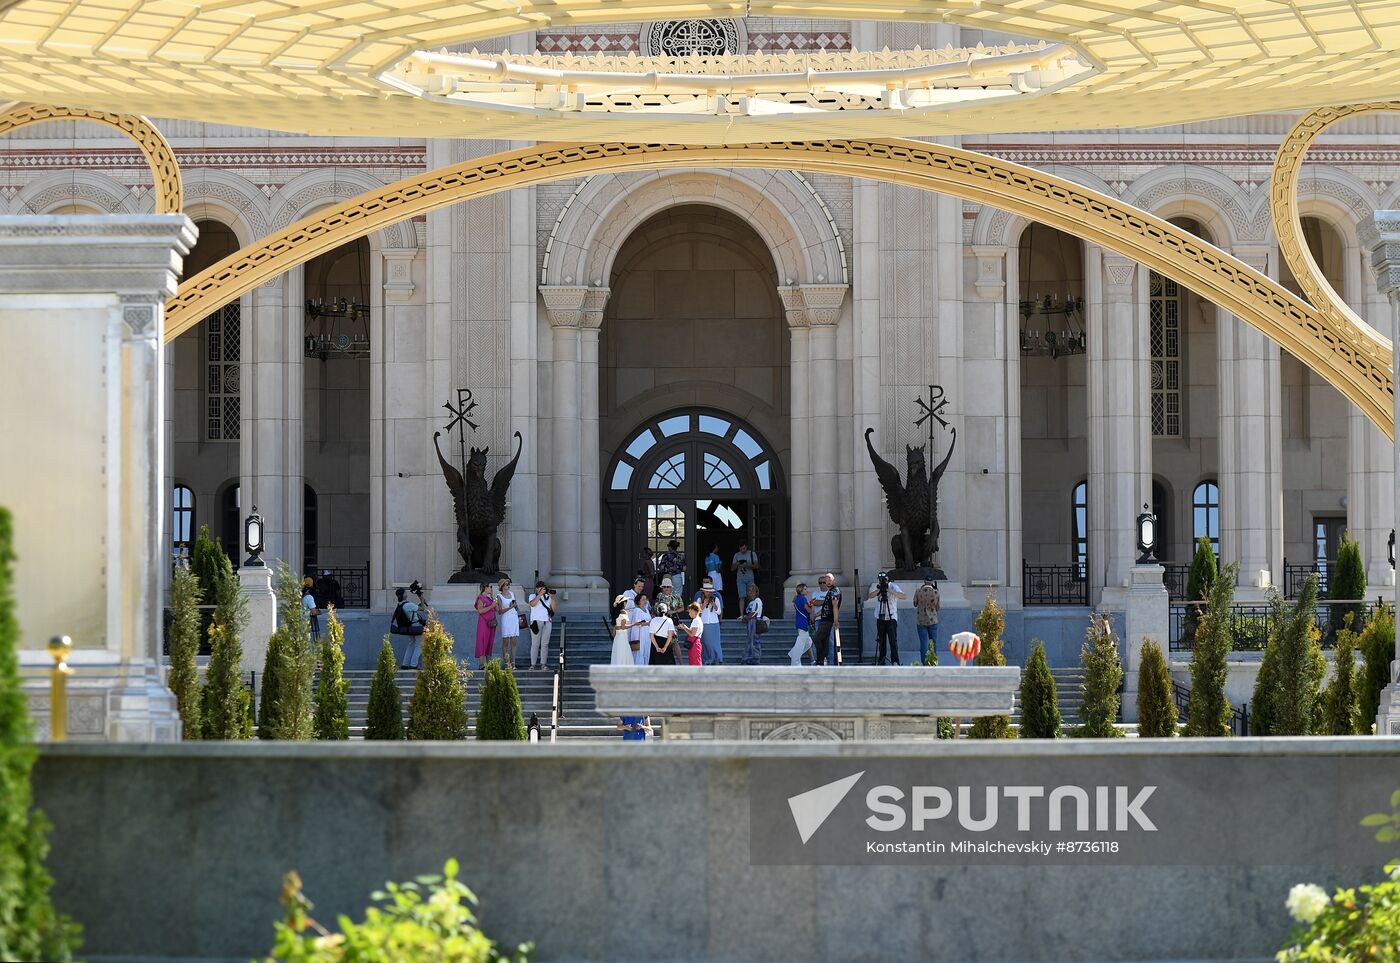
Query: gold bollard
[{"left": 47, "top": 635, "right": 72, "bottom": 742}]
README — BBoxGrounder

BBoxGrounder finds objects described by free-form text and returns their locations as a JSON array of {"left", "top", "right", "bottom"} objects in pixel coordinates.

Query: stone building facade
[{"left": 5, "top": 19, "right": 1397, "bottom": 660}]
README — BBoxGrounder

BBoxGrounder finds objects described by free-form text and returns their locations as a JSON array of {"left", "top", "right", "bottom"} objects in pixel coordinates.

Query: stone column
[
  {"left": 1349, "top": 223, "right": 1395, "bottom": 588},
  {"left": 1217, "top": 248, "right": 1284, "bottom": 596},
  {"left": 1362, "top": 212, "right": 1400, "bottom": 734},
  {"left": 539, "top": 285, "right": 609, "bottom": 609},
  {"left": 781, "top": 284, "right": 848, "bottom": 580},
  {"left": 0, "top": 214, "right": 192, "bottom": 741},
  {"left": 1087, "top": 249, "right": 1151, "bottom": 606},
  {"left": 242, "top": 274, "right": 302, "bottom": 576}
]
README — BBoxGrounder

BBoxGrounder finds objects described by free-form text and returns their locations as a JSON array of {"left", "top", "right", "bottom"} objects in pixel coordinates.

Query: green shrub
[
  {"left": 1136, "top": 638, "right": 1178, "bottom": 738},
  {"left": 1186, "top": 536, "right": 1217, "bottom": 603},
  {"left": 0, "top": 508, "right": 82, "bottom": 961},
  {"left": 1253, "top": 575, "right": 1324, "bottom": 737},
  {"left": 1330, "top": 531, "right": 1367, "bottom": 634},
  {"left": 476, "top": 659, "right": 526, "bottom": 741},
  {"left": 1277, "top": 791, "right": 1400, "bottom": 959},
  {"left": 1075, "top": 612, "right": 1124, "bottom": 738},
  {"left": 202, "top": 620, "right": 252, "bottom": 740},
  {"left": 1018, "top": 640, "right": 1061, "bottom": 738},
  {"left": 259, "top": 564, "right": 314, "bottom": 741},
  {"left": 922, "top": 641, "right": 956, "bottom": 739},
  {"left": 1359, "top": 603, "right": 1395, "bottom": 732},
  {"left": 407, "top": 620, "right": 468, "bottom": 740},
  {"left": 312, "top": 608, "right": 349, "bottom": 740},
  {"left": 366, "top": 639, "right": 405, "bottom": 741},
  {"left": 968, "top": 592, "right": 1015, "bottom": 740},
  {"left": 265, "top": 859, "right": 531, "bottom": 963},
  {"left": 191, "top": 523, "right": 232, "bottom": 606},
  {"left": 1322, "top": 616, "right": 1362, "bottom": 736},
  {"left": 168, "top": 560, "right": 202, "bottom": 739},
  {"left": 1185, "top": 561, "right": 1239, "bottom": 737}
]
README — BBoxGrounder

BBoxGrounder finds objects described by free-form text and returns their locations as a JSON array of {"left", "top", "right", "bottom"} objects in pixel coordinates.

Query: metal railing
[
  {"left": 1171, "top": 679, "right": 1249, "bottom": 736},
  {"left": 1283, "top": 559, "right": 1331, "bottom": 599},
  {"left": 1022, "top": 561, "right": 1088, "bottom": 606},
  {"left": 550, "top": 617, "right": 566, "bottom": 743},
  {"left": 852, "top": 568, "right": 862, "bottom": 664},
  {"left": 303, "top": 562, "right": 370, "bottom": 608},
  {"left": 1162, "top": 563, "right": 1189, "bottom": 601},
  {"left": 1169, "top": 598, "right": 1383, "bottom": 651}
]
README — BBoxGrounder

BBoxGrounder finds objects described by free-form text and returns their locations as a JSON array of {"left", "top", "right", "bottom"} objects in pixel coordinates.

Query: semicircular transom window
[{"left": 609, "top": 410, "right": 778, "bottom": 494}]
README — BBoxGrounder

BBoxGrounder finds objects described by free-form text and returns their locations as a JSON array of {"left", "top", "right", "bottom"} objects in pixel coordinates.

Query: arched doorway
[{"left": 605, "top": 409, "right": 787, "bottom": 612}]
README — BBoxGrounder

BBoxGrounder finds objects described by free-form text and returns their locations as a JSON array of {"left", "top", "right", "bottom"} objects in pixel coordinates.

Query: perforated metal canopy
[{"left": 1, "top": 1, "right": 1397, "bottom": 140}]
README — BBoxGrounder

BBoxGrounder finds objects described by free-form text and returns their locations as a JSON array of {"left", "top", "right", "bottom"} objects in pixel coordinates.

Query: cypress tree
[
  {"left": 190, "top": 524, "right": 233, "bottom": 647},
  {"left": 476, "top": 659, "right": 527, "bottom": 740},
  {"left": 1322, "top": 617, "right": 1362, "bottom": 735},
  {"left": 1076, "top": 612, "right": 1124, "bottom": 738},
  {"left": 407, "top": 620, "right": 468, "bottom": 740},
  {"left": 1018, "top": 640, "right": 1061, "bottom": 738},
  {"left": 312, "top": 607, "right": 349, "bottom": 740},
  {"left": 968, "top": 592, "right": 1015, "bottom": 739},
  {"left": 366, "top": 639, "right": 405, "bottom": 741},
  {"left": 922, "top": 640, "right": 956, "bottom": 739},
  {"left": 167, "top": 560, "right": 202, "bottom": 739},
  {"left": 1136, "top": 638, "right": 1178, "bottom": 738},
  {"left": 1186, "top": 536, "right": 1217, "bottom": 602},
  {"left": 201, "top": 621, "right": 251, "bottom": 740},
  {"left": 1185, "top": 561, "right": 1239, "bottom": 737},
  {"left": 259, "top": 564, "right": 313, "bottom": 740},
  {"left": 1359, "top": 603, "right": 1395, "bottom": 731},
  {"left": 1253, "top": 575, "right": 1323, "bottom": 736},
  {"left": 1330, "top": 531, "right": 1367, "bottom": 636},
  {"left": 0, "top": 508, "right": 81, "bottom": 961}
]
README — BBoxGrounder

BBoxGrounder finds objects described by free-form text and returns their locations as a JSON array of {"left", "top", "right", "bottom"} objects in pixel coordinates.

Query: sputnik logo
[{"left": 787, "top": 771, "right": 864, "bottom": 844}]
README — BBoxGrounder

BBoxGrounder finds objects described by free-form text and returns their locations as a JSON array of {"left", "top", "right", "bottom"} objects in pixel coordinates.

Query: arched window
[
  {"left": 1193, "top": 480, "right": 1220, "bottom": 556},
  {"left": 1072, "top": 481, "right": 1088, "bottom": 577},
  {"left": 172, "top": 485, "right": 194, "bottom": 560},
  {"left": 220, "top": 483, "right": 240, "bottom": 563},
  {"left": 303, "top": 485, "right": 318, "bottom": 571}
]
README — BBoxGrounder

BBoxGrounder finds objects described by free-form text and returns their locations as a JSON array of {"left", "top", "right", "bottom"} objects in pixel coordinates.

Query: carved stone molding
[
  {"left": 381, "top": 247, "right": 417, "bottom": 303},
  {"left": 970, "top": 245, "right": 1007, "bottom": 300},
  {"left": 1361, "top": 212, "right": 1400, "bottom": 299},
  {"left": 1101, "top": 252, "right": 1137, "bottom": 292},
  {"left": 777, "top": 283, "right": 849, "bottom": 327},
  {"left": 540, "top": 285, "right": 610, "bottom": 328}
]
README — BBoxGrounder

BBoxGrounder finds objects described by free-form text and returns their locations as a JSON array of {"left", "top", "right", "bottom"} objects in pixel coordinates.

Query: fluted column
[
  {"left": 241, "top": 275, "right": 301, "bottom": 574},
  {"left": 1217, "top": 247, "right": 1283, "bottom": 595},
  {"left": 1351, "top": 219, "right": 1396, "bottom": 587},
  {"left": 1362, "top": 212, "right": 1400, "bottom": 734},
  {"left": 1087, "top": 249, "right": 1151, "bottom": 605},
  {"left": 540, "top": 285, "right": 608, "bottom": 604}
]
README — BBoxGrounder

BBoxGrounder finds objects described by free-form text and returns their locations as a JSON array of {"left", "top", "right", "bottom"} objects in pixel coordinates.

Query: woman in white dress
[{"left": 609, "top": 594, "right": 636, "bottom": 666}]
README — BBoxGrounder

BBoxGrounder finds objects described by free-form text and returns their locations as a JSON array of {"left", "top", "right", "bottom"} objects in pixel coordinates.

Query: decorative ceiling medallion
[{"left": 641, "top": 19, "right": 745, "bottom": 58}]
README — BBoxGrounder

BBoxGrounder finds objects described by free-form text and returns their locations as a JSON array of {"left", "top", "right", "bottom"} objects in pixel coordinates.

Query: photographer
[
  {"left": 527, "top": 580, "right": 556, "bottom": 671},
  {"left": 866, "top": 572, "right": 907, "bottom": 666},
  {"left": 389, "top": 580, "right": 427, "bottom": 669}
]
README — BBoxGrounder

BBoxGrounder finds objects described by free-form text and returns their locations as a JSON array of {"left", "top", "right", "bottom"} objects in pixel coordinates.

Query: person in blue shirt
[
  {"left": 618, "top": 716, "right": 652, "bottom": 741},
  {"left": 787, "top": 583, "right": 812, "bottom": 665}
]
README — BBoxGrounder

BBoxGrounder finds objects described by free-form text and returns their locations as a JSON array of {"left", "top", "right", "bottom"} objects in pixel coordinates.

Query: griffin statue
[
  {"left": 433, "top": 429, "right": 523, "bottom": 579},
  {"left": 865, "top": 426, "right": 956, "bottom": 574}
]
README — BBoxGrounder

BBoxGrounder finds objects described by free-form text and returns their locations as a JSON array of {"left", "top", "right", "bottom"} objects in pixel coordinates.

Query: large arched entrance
[{"left": 605, "top": 409, "right": 787, "bottom": 610}]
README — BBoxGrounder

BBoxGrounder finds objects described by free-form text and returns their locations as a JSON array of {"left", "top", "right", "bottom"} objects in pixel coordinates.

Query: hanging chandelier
[
  {"left": 304, "top": 297, "right": 371, "bottom": 360},
  {"left": 1018, "top": 225, "right": 1087, "bottom": 359}
]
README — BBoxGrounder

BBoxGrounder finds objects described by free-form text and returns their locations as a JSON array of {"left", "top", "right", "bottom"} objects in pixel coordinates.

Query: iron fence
[
  {"left": 1171, "top": 680, "right": 1249, "bottom": 735},
  {"left": 1162, "top": 563, "right": 1189, "bottom": 601},
  {"left": 304, "top": 563, "right": 370, "bottom": 609},
  {"left": 1169, "top": 598, "right": 1382, "bottom": 651},
  {"left": 1022, "top": 561, "right": 1088, "bottom": 606},
  {"left": 1283, "top": 559, "right": 1330, "bottom": 598}
]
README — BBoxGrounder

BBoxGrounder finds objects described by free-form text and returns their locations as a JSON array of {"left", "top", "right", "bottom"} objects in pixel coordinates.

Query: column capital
[
  {"left": 1100, "top": 252, "right": 1137, "bottom": 293},
  {"left": 1360, "top": 212, "right": 1400, "bottom": 298},
  {"left": 969, "top": 245, "right": 1007, "bottom": 300},
  {"left": 1232, "top": 246, "right": 1272, "bottom": 274},
  {"left": 777, "top": 283, "right": 848, "bottom": 327},
  {"left": 540, "top": 285, "right": 610, "bottom": 328},
  {"left": 381, "top": 247, "right": 417, "bottom": 303}
]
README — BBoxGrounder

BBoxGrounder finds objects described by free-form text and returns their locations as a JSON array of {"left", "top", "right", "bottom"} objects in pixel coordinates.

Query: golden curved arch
[
  {"left": 0, "top": 103, "right": 182, "bottom": 213},
  {"left": 1272, "top": 102, "right": 1400, "bottom": 341},
  {"left": 168, "top": 138, "right": 1395, "bottom": 437}
]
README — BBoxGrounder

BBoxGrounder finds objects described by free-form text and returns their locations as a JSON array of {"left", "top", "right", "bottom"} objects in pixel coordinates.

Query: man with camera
[
  {"left": 390, "top": 580, "right": 428, "bottom": 669},
  {"left": 866, "top": 572, "right": 908, "bottom": 666},
  {"left": 527, "top": 580, "right": 557, "bottom": 670},
  {"left": 808, "top": 573, "right": 841, "bottom": 666}
]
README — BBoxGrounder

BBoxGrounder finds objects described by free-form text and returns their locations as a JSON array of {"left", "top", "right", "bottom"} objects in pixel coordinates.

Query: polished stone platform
[{"left": 588, "top": 665, "right": 1020, "bottom": 741}]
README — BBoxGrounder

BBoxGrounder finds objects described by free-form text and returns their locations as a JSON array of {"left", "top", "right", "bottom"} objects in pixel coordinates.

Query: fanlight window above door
[{"left": 609, "top": 410, "right": 777, "bottom": 494}]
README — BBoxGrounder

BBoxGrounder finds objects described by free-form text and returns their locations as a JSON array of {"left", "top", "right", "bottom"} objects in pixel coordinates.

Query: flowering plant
[{"left": 1277, "top": 790, "right": 1400, "bottom": 961}]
